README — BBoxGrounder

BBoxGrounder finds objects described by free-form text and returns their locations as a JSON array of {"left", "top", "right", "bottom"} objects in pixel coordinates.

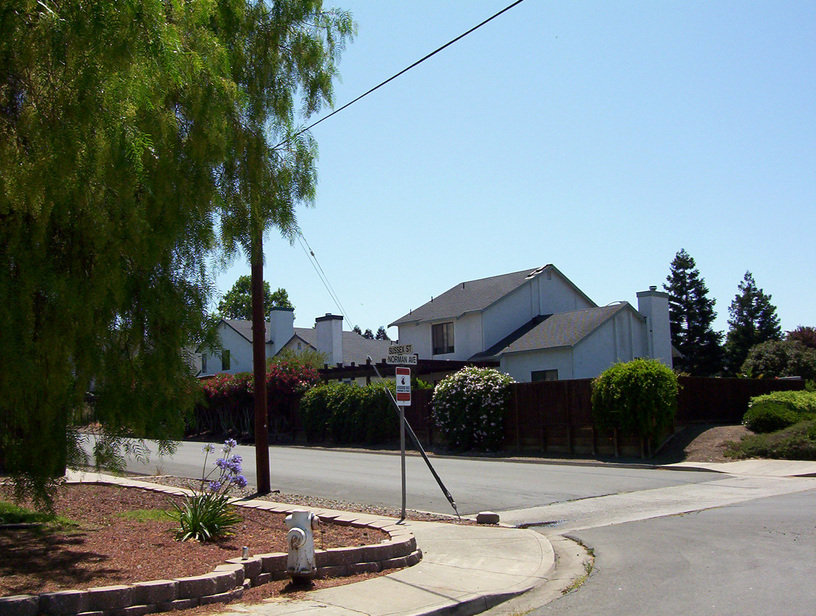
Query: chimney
[
  {"left": 636, "top": 287, "right": 672, "bottom": 368},
  {"left": 268, "top": 306, "right": 294, "bottom": 357},
  {"left": 315, "top": 313, "right": 343, "bottom": 365}
]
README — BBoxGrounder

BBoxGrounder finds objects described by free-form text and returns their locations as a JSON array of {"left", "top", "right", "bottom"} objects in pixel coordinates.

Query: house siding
[{"left": 501, "top": 347, "right": 574, "bottom": 382}]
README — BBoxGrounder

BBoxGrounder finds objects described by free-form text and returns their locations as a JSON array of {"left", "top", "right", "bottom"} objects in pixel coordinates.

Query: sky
[{"left": 212, "top": 0, "right": 815, "bottom": 339}]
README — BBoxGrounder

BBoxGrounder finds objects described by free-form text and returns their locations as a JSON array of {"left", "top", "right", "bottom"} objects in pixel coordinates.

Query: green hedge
[
  {"left": 591, "top": 359, "right": 678, "bottom": 454},
  {"left": 298, "top": 381, "right": 398, "bottom": 444},
  {"left": 743, "top": 390, "right": 816, "bottom": 433}
]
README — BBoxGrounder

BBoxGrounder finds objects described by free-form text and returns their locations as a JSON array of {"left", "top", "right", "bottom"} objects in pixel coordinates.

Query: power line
[
  {"left": 276, "top": 0, "right": 526, "bottom": 148},
  {"left": 296, "top": 231, "right": 353, "bottom": 326}
]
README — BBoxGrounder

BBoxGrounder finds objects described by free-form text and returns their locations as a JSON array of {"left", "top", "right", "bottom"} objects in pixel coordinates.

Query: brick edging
[{"left": 0, "top": 480, "right": 421, "bottom": 616}]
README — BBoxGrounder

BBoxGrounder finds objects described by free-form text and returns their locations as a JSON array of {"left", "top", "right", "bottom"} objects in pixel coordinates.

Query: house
[
  {"left": 199, "top": 309, "right": 391, "bottom": 378},
  {"left": 389, "top": 264, "right": 672, "bottom": 382}
]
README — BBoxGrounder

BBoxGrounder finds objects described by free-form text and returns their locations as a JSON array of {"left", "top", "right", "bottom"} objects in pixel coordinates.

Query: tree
[
  {"left": 725, "top": 272, "right": 782, "bottom": 374},
  {"left": 362, "top": 328, "right": 374, "bottom": 339},
  {"left": 0, "top": 1, "right": 352, "bottom": 506},
  {"left": 741, "top": 340, "right": 816, "bottom": 381},
  {"left": 375, "top": 326, "right": 390, "bottom": 341},
  {"left": 218, "top": 276, "right": 293, "bottom": 320},
  {"left": 1, "top": 0, "right": 241, "bottom": 507},
  {"left": 787, "top": 326, "right": 816, "bottom": 350},
  {"left": 352, "top": 325, "right": 362, "bottom": 335},
  {"left": 663, "top": 249, "right": 724, "bottom": 375},
  {"left": 211, "top": 1, "right": 353, "bottom": 494}
]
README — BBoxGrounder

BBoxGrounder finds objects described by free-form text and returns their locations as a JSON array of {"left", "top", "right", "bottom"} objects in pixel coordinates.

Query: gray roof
[
  {"left": 292, "top": 328, "right": 391, "bottom": 366},
  {"left": 389, "top": 264, "right": 594, "bottom": 327},
  {"left": 471, "top": 303, "right": 637, "bottom": 359},
  {"left": 222, "top": 319, "right": 267, "bottom": 342},
  {"left": 220, "top": 319, "right": 389, "bottom": 365}
]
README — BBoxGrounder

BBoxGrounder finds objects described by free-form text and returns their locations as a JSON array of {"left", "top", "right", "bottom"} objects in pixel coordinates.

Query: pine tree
[
  {"left": 362, "top": 328, "right": 374, "bottom": 339},
  {"left": 663, "top": 250, "right": 723, "bottom": 375},
  {"left": 375, "top": 326, "right": 390, "bottom": 341},
  {"left": 725, "top": 272, "right": 782, "bottom": 374}
]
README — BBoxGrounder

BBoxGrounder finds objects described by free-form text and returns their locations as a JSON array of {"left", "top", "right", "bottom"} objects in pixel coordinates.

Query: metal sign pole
[
  {"left": 400, "top": 399, "right": 406, "bottom": 520},
  {"left": 369, "top": 357, "right": 460, "bottom": 520}
]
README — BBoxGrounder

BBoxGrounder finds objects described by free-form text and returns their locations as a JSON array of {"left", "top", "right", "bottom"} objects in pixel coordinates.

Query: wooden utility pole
[{"left": 251, "top": 229, "right": 270, "bottom": 494}]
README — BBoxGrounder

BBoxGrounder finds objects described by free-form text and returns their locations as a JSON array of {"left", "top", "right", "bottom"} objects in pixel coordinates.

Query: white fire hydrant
[{"left": 285, "top": 510, "right": 319, "bottom": 582}]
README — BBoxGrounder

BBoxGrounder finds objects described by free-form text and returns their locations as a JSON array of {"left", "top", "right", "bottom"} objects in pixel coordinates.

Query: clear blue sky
[{"left": 213, "top": 0, "right": 815, "bottom": 338}]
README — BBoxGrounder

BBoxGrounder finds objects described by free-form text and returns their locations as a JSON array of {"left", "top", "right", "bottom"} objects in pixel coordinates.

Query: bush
[
  {"left": 743, "top": 402, "right": 800, "bottom": 433},
  {"left": 742, "top": 390, "right": 816, "bottom": 433},
  {"left": 432, "top": 367, "right": 515, "bottom": 452},
  {"left": 298, "top": 381, "right": 398, "bottom": 444},
  {"left": 591, "top": 359, "right": 678, "bottom": 452},
  {"left": 726, "top": 419, "right": 816, "bottom": 460},
  {"left": 740, "top": 340, "right": 816, "bottom": 380}
]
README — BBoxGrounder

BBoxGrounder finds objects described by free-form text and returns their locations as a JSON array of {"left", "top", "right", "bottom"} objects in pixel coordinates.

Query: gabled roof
[
  {"left": 220, "top": 319, "right": 269, "bottom": 343},
  {"left": 471, "top": 303, "right": 638, "bottom": 359},
  {"left": 291, "top": 327, "right": 391, "bottom": 365},
  {"left": 389, "top": 264, "right": 595, "bottom": 327}
]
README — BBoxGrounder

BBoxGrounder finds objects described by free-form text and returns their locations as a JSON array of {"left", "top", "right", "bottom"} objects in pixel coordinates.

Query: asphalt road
[
  {"left": 529, "top": 489, "right": 816, "bottom": 616},
  {"left": 91, "top": 437, "right": 715, "bottom": 515}
]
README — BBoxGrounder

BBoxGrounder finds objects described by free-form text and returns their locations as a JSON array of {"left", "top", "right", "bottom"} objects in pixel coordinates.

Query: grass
[
  {"left": 725, "top": 419, "right": 816, "bottom": 460},
  {"left": 0, "top": 500, "right": 77, "bottom": 530},
  {"left": 116, "top": 508, "right": 174, "bottom": 523},
  {"left": 561, "top": 542, "right": 595, "bottom": 595}
]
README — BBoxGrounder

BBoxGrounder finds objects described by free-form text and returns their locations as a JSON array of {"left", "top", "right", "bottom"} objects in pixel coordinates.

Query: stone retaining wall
[{"left": 0, "top": 481, "right": 421, "bottom": 616}]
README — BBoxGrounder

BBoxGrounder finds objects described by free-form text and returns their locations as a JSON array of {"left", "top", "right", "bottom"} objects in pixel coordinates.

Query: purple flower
[
  {"left": 225, "top": 438, "right": 237, "bottom": 449},
  {"left": 208, "top": 480, "right": 222, "bottom": 492},
  {"left": 202, "top": 443, "right": 215, "bottom": 453},
  {"left": 233, "top": 475, "right": 248, "bottom": 488}
]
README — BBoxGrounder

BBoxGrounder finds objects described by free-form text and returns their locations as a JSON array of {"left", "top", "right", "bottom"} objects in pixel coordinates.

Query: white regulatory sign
[{"left": 387, "top": 354, "right": 417, "bottom": 365}]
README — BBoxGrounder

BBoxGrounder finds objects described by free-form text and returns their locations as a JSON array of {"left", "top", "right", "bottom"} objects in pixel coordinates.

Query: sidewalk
[
  {"left": 229, "top": 522, "right": 554, "bottom": 616},
  {"left": 664, "top": 459, "right": 816, "bottom": 477}
]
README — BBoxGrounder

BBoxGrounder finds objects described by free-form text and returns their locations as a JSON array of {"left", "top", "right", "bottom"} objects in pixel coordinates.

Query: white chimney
[
  {"left": 268, "top": 306, "right": 295, "bottom": 357},
  {"left": 315, "top": 314, "right": 343, "bottom": 365},
  {"left": 637, "top": 287, "right": 673, "bottom": 368}
]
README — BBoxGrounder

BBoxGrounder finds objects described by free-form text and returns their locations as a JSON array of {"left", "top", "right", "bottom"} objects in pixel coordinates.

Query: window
[
  {"left": 221, "top": 349, "right": 230, "bottom": 371},
  {"left": 432, "top": 322, "right": 454, "bottom": 355},
  {"left": 201, "top": 354, "right": 208, "bottom": 373},
  {"left": 531, "top": 369, "right": 558, "bottom": 382}
]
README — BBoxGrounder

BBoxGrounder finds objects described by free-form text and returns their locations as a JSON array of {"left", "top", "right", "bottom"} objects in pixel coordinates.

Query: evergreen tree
[
  {"left": 663, "top": 249, "right": 723, "bottom": 375},
  {"left": 725, "top": 272, "right": 782, "bottom": 374},
  {"left": 218, "top": 276, "right": 293, "bottom": 320},
  {"left": 362, "top": 328, "right": 374, "bottom": 339},
  {"left": 787, "top": 326, "right": 816, "bottom": 350},
  {"left": 375, "top": 326, "right": 390, "bottom": 341},
  {"left": 352, "top": 325, "right": 362, "bottom": 335}
]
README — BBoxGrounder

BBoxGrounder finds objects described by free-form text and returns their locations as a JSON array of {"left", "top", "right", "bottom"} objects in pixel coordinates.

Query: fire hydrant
[{"left": 285, "top": 510, "right": 319, "bottom": 582}]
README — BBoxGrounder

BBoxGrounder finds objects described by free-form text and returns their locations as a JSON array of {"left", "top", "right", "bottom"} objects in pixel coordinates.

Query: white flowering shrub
[{"left": 432, "top": 366, "right": 515, "bottom": 451}]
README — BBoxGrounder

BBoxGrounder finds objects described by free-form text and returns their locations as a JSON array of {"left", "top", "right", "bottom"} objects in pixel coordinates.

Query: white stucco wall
[
  {"left": 534, "top": 269, "right": 594, "bottom": 315},
  {"left": 483, "top": 282, "right": 533, "bottom": 350},
  {"left": 200, "top": 324, "right": 254, "bottom": 376},
  {"left": 500, "top": 347, "right": 574, "bottom": 382},
  {"left": 397, "top": 313, "right": 482, "bottom": 360},
  {"left": 572, "top": 308, "right": 648, "bottom": 379}
]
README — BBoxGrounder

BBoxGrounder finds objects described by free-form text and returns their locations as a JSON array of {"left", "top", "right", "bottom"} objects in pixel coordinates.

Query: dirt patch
[
  {"left": 0, "top": 483, "right": 386, "bottom": 598},
  {"left": 655, "top": 423, "right": 749, "bottom": 464}
]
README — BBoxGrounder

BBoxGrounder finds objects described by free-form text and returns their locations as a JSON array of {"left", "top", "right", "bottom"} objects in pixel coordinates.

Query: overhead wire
[{"left": 286, "top": 0, "right": 527, "bottom": 327}]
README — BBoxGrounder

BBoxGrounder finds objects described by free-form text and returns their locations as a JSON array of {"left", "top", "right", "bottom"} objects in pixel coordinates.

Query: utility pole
[{"left": 251, "top": 229, "right": 270, "bottom": 495}]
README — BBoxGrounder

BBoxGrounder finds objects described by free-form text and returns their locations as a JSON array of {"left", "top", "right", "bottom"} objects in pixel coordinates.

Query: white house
[
  {"left": 389, "top": 265, "right": 672, "bottom": 382},
  {"left": 199, "top": 308, "right": 391, "bottom": 377}
]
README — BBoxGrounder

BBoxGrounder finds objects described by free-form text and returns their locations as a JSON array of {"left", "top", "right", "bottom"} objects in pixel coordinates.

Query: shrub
[
  {"left": 740, "top": 339, "right": 816, "bottom": 380},
  {"left": 743, "top": 402, "right": 800, "bottom": 433},
  {"left": 742, "top": 390, "right": 816, "bottom": 433},
  {"left": 298, "top": 381, "right": 398, "bottom": 444},
  {"left": 726, "top": 419, "right": 816, "bottom": 460},
  {"left": 432, "top": 367, "right": 515, "bottom": 452},
  {"left": 591, "top": 359, "right": 678, "bottom": 452}
]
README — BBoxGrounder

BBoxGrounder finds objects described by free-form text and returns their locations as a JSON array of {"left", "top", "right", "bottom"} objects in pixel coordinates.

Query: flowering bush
[
  {"left": 191, "top": 358, "right": 320, "bottom": 439},
  {"left": 169, "top": 439, "right": 246, "bottom": 541},
  {"left": 432, "top": 367, "right": 515, "bottom": 451}
]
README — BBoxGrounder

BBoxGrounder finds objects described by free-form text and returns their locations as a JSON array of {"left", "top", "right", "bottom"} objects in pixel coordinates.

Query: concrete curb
[{"left": 0, "top": 474, "right": 420, "bottom": 616}]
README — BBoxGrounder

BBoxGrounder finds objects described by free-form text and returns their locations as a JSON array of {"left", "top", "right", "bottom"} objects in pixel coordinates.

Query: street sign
[
  {"left": 387, "top": 344, "right": 417, "bottom": 365},
  {"left": 395, "top": 366, "right": 411, "bottom": 406},
  {"left": 387, "top": 353, "right": 417, "bottom": 365}
]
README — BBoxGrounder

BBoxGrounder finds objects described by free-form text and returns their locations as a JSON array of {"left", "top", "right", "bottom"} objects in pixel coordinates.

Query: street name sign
[{"left": 387, "top": 343, "right": 417, "bottom": 365}]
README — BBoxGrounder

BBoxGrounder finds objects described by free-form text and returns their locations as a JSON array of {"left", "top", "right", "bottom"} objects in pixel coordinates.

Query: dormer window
[{"left": 432, "top": 322, "right": 454, "bottom": 355}]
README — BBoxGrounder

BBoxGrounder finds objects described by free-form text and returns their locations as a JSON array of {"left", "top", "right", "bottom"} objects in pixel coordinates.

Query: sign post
[{"left": 395, "top": 366, "right": 411, "bottom": 519}]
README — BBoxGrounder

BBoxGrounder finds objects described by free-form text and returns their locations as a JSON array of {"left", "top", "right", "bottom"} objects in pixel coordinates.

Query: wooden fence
[{"left": 405, "top": 376, "right": 806, "bottom": 457}]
